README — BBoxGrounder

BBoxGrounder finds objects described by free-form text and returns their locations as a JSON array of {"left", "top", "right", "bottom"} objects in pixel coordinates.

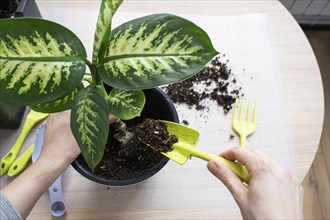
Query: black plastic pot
[
  {"left": 72, "top": 88, "right": 179, "bottom": 186},
  {"left": 0, "top": 0, "right": 41, "bottom": 129},
  {"left": 0, "top": 103, "right": 27, "bottom": 129},
  {"left": 13, "top": 0, "right": 41, "bottom": 18},
  {"left": 0, "top": 0, "right": 41, "bottom": 18}
]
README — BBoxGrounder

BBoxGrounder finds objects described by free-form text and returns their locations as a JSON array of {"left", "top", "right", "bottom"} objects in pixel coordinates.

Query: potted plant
[
  {"left": 0, "top": 0, "right": 41, "bottom": 129},
  {"left": 0, "top": 0, "right": 218, "bottom": 184},
  {"left": 72, "top": 87, "right": 181, "bottom": 186}
]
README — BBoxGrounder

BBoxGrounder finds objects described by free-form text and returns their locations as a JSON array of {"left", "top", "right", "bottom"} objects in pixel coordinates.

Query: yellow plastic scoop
[{"left": 155, "top": 121, "right": 250, "bottom": 183}]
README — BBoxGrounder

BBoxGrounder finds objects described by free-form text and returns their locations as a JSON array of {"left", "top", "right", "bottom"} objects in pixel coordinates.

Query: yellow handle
[
  {"left": 8, "top": 144, "right": 34, "bottom": 177},
  {"left": 240, "top": 134, "right": 247, "bottom": 147},
  {"left": 0, "top": 110, "right": 48, "bottom": 176},
  {"left": 175, "top": 145, "right": 250, "bottom": 183},
  {"left": 210, "top": 155, "right": 249, "bottom": 183},
  {"left": 0, "top": 117, "right": 36, "bottom": 176}
]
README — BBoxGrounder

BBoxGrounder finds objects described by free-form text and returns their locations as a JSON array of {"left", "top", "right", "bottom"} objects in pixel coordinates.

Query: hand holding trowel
[{"left": 134, "top": 120, "right": 250, "bottom": 183}]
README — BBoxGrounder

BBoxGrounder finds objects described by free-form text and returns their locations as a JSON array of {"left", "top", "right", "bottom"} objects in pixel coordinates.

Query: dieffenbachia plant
[{"left": 0, "top": 0, "right": 218, "bottom": 170}]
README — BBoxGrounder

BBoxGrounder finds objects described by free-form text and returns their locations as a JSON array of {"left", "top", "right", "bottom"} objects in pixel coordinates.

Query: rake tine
[
  {"left": 246, "top": 102, "right": 251, "bottom": 122},
  {"left": 231, "top": 99, "right": 257, "bottom": 148},
  {"left": 238, "top": 100, "right": 244, "bottom": 121}
]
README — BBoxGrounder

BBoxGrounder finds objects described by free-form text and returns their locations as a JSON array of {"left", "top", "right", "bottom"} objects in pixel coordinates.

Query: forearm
[
  {"left": 0, "top": 158, "right": 69, "bottom": 219},
  {"left": 0, "top": 111, "right": 81, "bottom": 219}
]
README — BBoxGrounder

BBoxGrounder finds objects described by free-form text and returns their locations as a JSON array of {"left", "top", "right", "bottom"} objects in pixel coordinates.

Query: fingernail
[{"left": 207, "top": 161, "right": 220, "bottom": 174}]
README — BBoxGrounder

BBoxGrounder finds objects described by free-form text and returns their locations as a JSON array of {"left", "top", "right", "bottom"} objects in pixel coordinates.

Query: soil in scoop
[
  {"left": 94, "top": 119, "right": 178, "bottom": 180},
  {"left": 0, "top": 0, "right": 21, "bottom": 18}
]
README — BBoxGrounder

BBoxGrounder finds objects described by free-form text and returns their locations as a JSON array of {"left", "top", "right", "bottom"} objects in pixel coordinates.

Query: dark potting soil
[
  {"left": 164, "top": 54, "right": 244, "bottom": 114},
  {"left": 94, "top": 119, "right": 178, "bottom": 180},
  {"left": 0, "top": 0, "right": 21, "bottom": 18},
  {"left": 135, "top": 119, "right": 178, "bottom": 153}
]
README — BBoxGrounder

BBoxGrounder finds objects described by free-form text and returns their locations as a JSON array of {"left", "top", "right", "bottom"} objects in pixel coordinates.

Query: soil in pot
[
  {"left": 94, "top": 119, "right": 178, "bottom": 180},
  {"left": 0, "top": 0, "right": 21, "bottom": 18}
]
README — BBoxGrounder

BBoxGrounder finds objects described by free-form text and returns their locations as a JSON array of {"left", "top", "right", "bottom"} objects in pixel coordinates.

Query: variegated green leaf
[
  {"left": 99, "top": 13, "right": 218, "bottom": 90},
  {"left": 108, "top": 89, "right": 145, "bottom": 120},
  {"left": 30, "top": 83, "right": 84, "bottom": 113},
  {"left": 71, "top": 85, "right": 109, "bottom": 170},
  {"left": 92, "top": 0, "right": 123, "bottom": 64},
  {"left": 0, "top": 18, "right": 87, "bottom": 106}
]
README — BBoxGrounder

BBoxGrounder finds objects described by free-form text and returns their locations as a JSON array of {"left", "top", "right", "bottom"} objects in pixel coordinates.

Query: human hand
[
  {"left": 40, "top": 111, "right": 117, "bottom": 166},
  {"left": 40, "top": 110, "right": 81, "bottom": 167},
  {"left": 0, "top": 110, "right": 82, "bottom": 219},
  {"left": 1, "top": 111, "right": 117, "bottom": 219},
  {"left": 207, "top": 147, "right": 303, "bottom": 219}
]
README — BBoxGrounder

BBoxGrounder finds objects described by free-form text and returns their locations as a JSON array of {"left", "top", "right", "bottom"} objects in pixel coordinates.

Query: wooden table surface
[{"left": 0, "top": 1, "right": 324, "bottom": 219}]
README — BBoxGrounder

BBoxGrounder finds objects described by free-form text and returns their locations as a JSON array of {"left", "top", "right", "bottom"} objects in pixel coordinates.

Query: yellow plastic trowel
[{"left": 155, "top": 121, "right": 250, "bottom": 183}]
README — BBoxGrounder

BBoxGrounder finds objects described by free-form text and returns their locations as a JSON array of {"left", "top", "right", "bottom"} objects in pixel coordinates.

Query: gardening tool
[
  {"left": 33, "top": 124, "right": 66, "bottom": 217},
  {"left": 49, "top": 176, "right": 66, "bottom": 217},
  {"left": 7, "top": 144, "right": 34, "bottom": 177},
  {"left": 232, "top": 99, "right": 257, "bottom": 147},
  {"left": 0, "top": 110, "right": 49, "bottom": 176},
  {"left": 145, "top": 121, "right": 250, "bottom": 183}
]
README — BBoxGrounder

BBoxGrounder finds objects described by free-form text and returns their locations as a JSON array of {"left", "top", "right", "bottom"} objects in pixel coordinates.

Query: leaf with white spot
[
  {"left": 71, "top": 85, "right": 109, "bottom": 170},
  {"left": 92, "top": 0, "right": 123, "bottom": 64},
  {"left": 0, "top": 18, "right": 86, "bottom": 106},
  {"left": 108, "top": 89, "right": 145, "bottom": 120},
  {"left": 99, "top": 13, "right": 218, "bottom": 90},
  {"left": 30, "top": 83, "right": 84, "bottom": 113}
]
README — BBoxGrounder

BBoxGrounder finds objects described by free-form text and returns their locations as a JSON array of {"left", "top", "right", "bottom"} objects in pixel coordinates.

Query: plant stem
[
  {"left": 85, "top": 60, "right": 96, "bottom": 85},
  {"left": 83, "top": 75, "right": 93, "bottom": 85},
  {"left": 97, "top": 83, "right": 108, "bottom": 97},
  {"left": 86, "top": 60, "right": 103, "bottom": 85}
]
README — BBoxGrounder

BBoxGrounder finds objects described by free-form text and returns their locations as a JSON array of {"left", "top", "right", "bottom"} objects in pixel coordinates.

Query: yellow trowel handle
[
  {"left": 209, "top": 155, "right": 249, "bottom": 184},
  {"left": 0, "top": 118, "right": 35, "bottom": 176},
  {"left": 176, "top": 145, "right": 250, "bottom": 183},
  {"left": 7, "top": 144, "right": 34, "bottom": 177}
]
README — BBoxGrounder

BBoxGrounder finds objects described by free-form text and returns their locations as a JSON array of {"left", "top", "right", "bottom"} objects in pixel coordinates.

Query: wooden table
[{"left": 0, "top": 1, "right": 324, "bottom": 219}]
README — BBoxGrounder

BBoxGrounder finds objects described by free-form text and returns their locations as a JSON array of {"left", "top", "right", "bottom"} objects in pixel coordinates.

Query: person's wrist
[
  {"left": 42, "top": 139, "right": 80, "bottom": 163},
  {"left": 37, "top": 143, "right": 76, "bottom": 175},
  {"left": 27, "top": 158, "right": 68, "bottom": 188},
  {"left": 36, "top": 156, "right": 70, "bottom": 175}
]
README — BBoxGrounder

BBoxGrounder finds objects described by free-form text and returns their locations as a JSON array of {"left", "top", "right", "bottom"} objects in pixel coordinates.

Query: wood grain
[{"left": 303, "top": 30, "right": 330, "bottom": 220}]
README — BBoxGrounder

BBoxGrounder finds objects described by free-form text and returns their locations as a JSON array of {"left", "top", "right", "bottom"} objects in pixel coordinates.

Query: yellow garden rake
[{"left": 232, "top": 99, "right": 257, "bottom": 147}]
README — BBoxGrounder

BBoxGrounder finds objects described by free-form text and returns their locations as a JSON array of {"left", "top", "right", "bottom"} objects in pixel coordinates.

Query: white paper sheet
[{"left": 30, "top": 10, "right": 296, "bottom": 209}]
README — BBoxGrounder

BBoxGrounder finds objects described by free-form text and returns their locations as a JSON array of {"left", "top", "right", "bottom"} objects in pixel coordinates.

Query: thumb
[
  {"left": 109, "top": 115, "right": 118, "bottom": 124},
  {"left": 207, "top": 160, "right": 246, "bottom": 198}
]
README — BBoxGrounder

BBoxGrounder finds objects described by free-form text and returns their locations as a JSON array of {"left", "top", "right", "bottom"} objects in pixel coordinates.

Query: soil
[
  {"left": 0, "top": 0, "right": 20, "bottom": 18},
  {"left": 164, "top": 54, "right": 244, "bottom": 115},
  {"left": 135, "top": 119, "right": 178, "bottom": 153},
  {"left": 94, "top": 119, "right": 178, "bottom": 180}
]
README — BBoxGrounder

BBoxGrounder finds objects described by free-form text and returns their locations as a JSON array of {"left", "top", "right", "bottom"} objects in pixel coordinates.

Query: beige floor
[{"left": 303, "top": 30, "right": 330, "bottom": 220}]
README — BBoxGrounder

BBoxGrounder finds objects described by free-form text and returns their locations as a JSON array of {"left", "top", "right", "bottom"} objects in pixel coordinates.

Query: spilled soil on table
[{"left": 164, "top": 54, "right": 245, "bottom": 124}]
